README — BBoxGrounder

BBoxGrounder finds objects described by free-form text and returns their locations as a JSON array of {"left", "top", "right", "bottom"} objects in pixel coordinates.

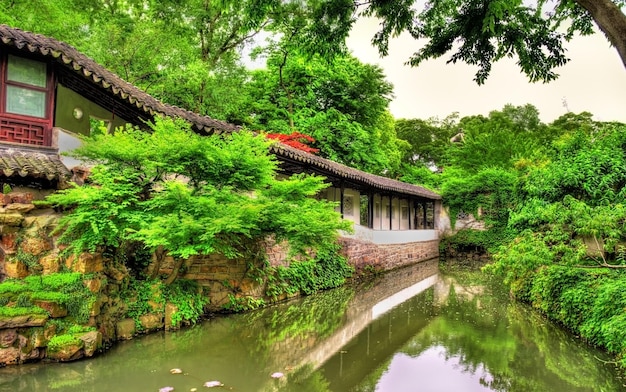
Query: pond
[{"left": 0, "top": 259, "right": 623, "bottom": 392}]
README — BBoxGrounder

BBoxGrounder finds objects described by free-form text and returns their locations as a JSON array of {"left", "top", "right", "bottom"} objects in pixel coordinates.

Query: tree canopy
[
  {"left": 341, "top": 0, "right": 626, "bottom": 84},
  {"left": 242, "top": 51, "right": 404, "bottom": 174}
]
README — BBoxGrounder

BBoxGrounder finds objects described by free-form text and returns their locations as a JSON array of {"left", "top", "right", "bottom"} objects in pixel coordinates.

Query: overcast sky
[{"left": 346, "top": 18, "right": 626, "bottom": 123}]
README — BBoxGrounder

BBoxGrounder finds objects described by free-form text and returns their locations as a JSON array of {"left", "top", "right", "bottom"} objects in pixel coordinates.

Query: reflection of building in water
[
  {"left": 290, "top": 258, "right": 439, "bottom": 371},
  {"left": 433, "top": 276, "right": 485, "bottom": 307}
]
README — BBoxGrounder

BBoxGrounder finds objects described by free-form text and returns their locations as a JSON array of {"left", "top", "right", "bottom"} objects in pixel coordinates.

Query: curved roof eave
[{"left": 270, "top": 143, "right": 441, "bottom": 200}]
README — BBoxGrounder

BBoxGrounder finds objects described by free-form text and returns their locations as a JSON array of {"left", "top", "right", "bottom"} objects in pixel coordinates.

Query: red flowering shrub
[{"left": 265, "top": 132, "right": 319, "bottom": 154}]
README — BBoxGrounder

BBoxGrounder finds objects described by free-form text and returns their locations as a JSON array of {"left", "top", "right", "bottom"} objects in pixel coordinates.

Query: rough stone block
[
  {"left": 0, "top": 212, "right": 24, "bottom": 227},
  {"left": 83, "top": 277, "right": 102, "bottom": 293},
  {"left": 20, "top": 236, "right": 52, "bottom": 256},
  {"left": 0, "top": 194, "right": 11, "bottom": 206},
  {"left": 44, "top": 323, "right": 57, "bottom": 341},
  {"left": 105, "top": 264, "right": 128, "bottom": 282},
  {"left": 66, "top": 252, "right": 104, "bottom": 274},
  {"left": 79, "top": 331, "right": 102, "bottom": 357},
  {"left": 6, "top": 203, "right": 35, "bottom": 214},
  {"left": 8, "top": 192, "right": 33, "bottom": 204},
  {"left": 0, "top": 232, "right": 18, "bottom": 254},
  {"left": 164, "top": 303, "right": 179, "bottom": 331},
  {"left": 139, "top": 313, "right": 163, "bottom": 332},
  {"left": 0, "top": 347, "right": 20, "bottom": 365},
  {"left": 116, "top": 318, "right": 136, "bottom": 340},
  {"left": 4, "top": 261, "right": 28, "bottom": 278},
  {"left": 19, "top": 347, "right": 42, "bottom": 362},
  {"left": 39, "top": 253, "right": 61, "bottom": 275},
  {"left": 27, "top": 212, "right": 60, "bottom": 232},
  {"left": 89, "top": 297, "right": 102, "bottom": 317},
  {"left": 47, "top": 339, "right": 84, "bottom": 362},
  {"left": 31, "top": 327, "right": 48, "bottom": 348},
  {"left": 0, "top": 329, "right": 17, "bottom": 348},
  {"left": 0, "top": 225, "right": 19, "bottom": 235},
  {"left": 33, "top": 300, "right": 68, "bottom": 318}
]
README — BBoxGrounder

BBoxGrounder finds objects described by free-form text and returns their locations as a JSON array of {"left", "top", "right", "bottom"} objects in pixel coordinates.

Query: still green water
[{"left": 1, "top": 259, "right": 623, "bottom": 392}]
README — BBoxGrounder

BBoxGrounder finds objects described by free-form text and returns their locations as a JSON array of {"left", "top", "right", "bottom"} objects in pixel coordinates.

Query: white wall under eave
[
  {"left": 342, "top": 224, "right": 438, "bottom": 245},
  {"left": 327, "top": 187, "right": 361, "bottom": 225}
]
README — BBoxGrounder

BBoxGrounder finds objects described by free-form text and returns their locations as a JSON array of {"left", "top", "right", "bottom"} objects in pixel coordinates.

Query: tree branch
[{"left": 574, "top": 0, "right": 626, "bottom": 70}]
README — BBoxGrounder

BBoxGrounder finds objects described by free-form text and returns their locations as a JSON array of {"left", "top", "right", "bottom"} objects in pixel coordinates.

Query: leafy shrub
[
  {"left": 266, "top": 242, "right": 353, "bottom": 299},
  {"left": 224, "top": 294, "right": 266, "bottom": 312},
  {"left": 312, "top": 242, "right": 353, "bottom": 290},
  {"left": 65, "top": 294, "right": 95, "bottom": 324},
  {"left": 123, "top": 278, "right": 162, "bottom": 322},
  {"left": 440, "top": 228, "right": 514, "bottom": 256},
  {"left": 163, "top": 279, "right": 209, "bottom": 327},
  {"left": 67, "top": 325, "right": 96, "bottom": 334},
  {"left": 48, "top": 117, "right": 349, "bottom": 284},
  {"left": 47, "top": 334, "right": 82, "bottom": 351},
  {"left": 441, "top": 166, "right": 517, "bottom": 228},
  {"left": 0, "top": 272, "right": 95, "bottom": 323},
  {"left": 0, "top": 280, "right": 28, "bottom": 295},
  {"left": 16, "top": 293, "right": 32, "bottom": 307},
  {"left": 487, "top": 260, "right": 626, "bottom": 367},
  {"left": 24, "top": 273, "right": 84, "bottom": 291},
  {"left": 0, "top": 306, "right": 47, "bottom": 317},
  {"left": 30, "top": 291, "right": 70, "bottom": 303}
]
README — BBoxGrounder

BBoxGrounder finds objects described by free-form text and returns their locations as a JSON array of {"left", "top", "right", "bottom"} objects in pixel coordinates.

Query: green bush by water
[
  {"left": 121, "top": 278, "right": 208, "bottom": 328},
  {"left": 265, "top": 242, "right": 353, "bottom": 299},
  {"left": 0, "top": 272, "right": 95, "bottom": 323},
  {"left": 484, "top": 262, "right": 626, "bottom": 368}
]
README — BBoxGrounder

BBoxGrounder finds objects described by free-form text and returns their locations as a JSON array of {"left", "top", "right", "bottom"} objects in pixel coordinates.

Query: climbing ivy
[{"left": 266, "top": 242, "right": 353, "bottom": 299}]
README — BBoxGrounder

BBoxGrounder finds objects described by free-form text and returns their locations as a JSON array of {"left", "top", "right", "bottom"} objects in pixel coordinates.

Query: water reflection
[{"left": 0, "top": 260, "right": 623, "bottom": 392}]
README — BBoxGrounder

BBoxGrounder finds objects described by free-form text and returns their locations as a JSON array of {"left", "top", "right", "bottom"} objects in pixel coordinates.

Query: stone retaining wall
[
  {"left": 153, "top": 236, "right": 440, "bottom": 311},
  {"left": 338, "top": 237, "right": 439, "bottom": 273}
]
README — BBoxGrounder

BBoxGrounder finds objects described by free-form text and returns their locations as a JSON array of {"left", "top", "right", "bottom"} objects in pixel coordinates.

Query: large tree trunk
[{"left": 575, "top": 0, "right": 626, "bottom": 70}]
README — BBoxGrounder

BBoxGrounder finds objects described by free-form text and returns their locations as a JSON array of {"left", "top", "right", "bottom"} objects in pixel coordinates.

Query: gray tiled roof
[
  {"left": 0, "top": 148, "right": 71, "bottom": 181},
  {"left": 270, "top": 143, "right": 441, "bottom": 199}
]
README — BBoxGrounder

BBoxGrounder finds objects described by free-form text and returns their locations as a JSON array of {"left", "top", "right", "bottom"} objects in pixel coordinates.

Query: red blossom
[{"left": 265, "top": 132, "right": 319, "bottom": 154}]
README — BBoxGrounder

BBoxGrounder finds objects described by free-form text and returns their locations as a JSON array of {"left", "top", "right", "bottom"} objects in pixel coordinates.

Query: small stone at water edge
[
  {"left": 190, "top": 389, "right": 197, "bottom": 392},
  {"left": 203, "top": 381, "right": 224, "bottom": 388},
  {"left": 159, "top": 387, "right": 174, "bottom": 392},
  {"left": 170, "top": 368, "right": 183, "bottom": 374},
  {"left": 271, "top": 372, "right": 284, "bottom": 379}
]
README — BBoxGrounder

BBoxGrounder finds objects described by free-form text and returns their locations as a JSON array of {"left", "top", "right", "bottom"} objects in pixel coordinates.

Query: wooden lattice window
[{"left": 0, "top": 54, "right": 54, "bottom": 146}]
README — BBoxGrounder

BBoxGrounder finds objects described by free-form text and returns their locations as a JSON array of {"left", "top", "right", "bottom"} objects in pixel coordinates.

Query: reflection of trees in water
[
  {"left": 508, "top": 305, "right": 620, "bottom": 391},
  {"left": 233, "top": 287, "right": 354, "bottom": 363},
  {"left": 397, "top": 269, "right": 622, "bottom": 392},
  {"left": 267, "top": 364, "right": 332, "bottom": 392},
  {"left": 0, "top": 287, "right": 354, "bottom": 392}
]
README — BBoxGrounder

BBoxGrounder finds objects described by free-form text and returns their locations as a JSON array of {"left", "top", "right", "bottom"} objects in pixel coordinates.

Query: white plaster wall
[
  {"left": 327, "top": 187, "right": 361, "bottom": 225},
  {"left": 344, "top": 224, "right": 438, "bottom": 244},
  {"left": 373, "top": 195, "right": 395, "bottom": 230},
  {"left": 372, "top": 194, "right": 384, "bottom": 230},
  {"left": 399, "top": 199, "right": 410, "bottom": 230},
  {"left": 342, "top": 188, "right": 361, "bottom": 225}
]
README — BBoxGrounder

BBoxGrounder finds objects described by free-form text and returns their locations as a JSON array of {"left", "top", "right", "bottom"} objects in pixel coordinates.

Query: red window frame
[{"left": 0, "top": 52, "right": 55, "bottom": 146}]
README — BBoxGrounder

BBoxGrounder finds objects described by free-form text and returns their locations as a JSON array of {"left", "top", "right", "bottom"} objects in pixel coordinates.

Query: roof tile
[{"left": 0, "top": 149, "right": 71, "bottom": 181}]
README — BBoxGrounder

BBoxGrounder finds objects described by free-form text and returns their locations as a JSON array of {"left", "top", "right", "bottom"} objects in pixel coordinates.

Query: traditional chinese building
[{"left": 0, "top": 24, "right": 442, "bottom": 271}]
